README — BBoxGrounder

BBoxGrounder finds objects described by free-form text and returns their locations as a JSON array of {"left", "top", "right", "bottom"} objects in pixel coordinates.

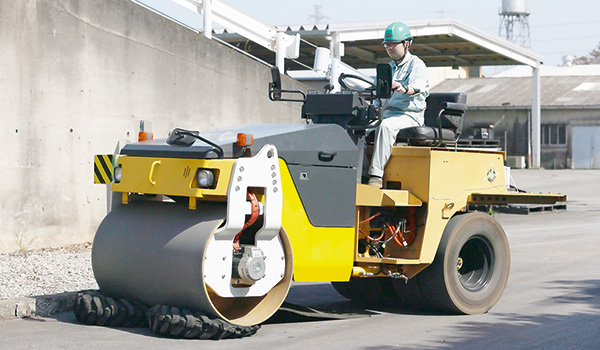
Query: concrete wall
[{"left": 0, "top": 0, "right": 307, "bottom": 252}]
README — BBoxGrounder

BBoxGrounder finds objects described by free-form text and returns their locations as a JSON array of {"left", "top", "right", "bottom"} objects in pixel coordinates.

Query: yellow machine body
[
  {"left": 384, "top": 147, "right": 507, "bottom": 263},
  {"left": 110, "top": 154, "right": 354, "bottom": 283},
  {"left": 108, "top": 146, "right": 565, "bottom": 284},
  {"left": 279, "top": 159, "right": 355, "bottom": 282},
  {"left": 112, "top": 156, "right": 235, "bottom": 201},
  {"left": 353, "top": 146, "right": 564, "bottom": 277}
]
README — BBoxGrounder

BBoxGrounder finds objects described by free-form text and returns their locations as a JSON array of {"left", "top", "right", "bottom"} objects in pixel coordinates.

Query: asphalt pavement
[{"left": 0, "top": 169, "right": 598, "bottom": 350}]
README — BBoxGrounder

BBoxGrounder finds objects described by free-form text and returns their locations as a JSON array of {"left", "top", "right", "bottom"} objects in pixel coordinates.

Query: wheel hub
[{"left": 457, "top": 236, "right": 494, "bottom": 292}]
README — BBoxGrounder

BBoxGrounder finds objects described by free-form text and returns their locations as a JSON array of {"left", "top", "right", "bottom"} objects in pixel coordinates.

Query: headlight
[
  {"left": 114, "top": 166, "right": 122, "bottom": 183},
  {"left": 196, "top": 169, "right": 215, "bottom": 188}
]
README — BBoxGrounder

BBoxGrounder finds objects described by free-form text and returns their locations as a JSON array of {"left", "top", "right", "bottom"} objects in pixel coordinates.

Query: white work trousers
[{"left": 368, "top": 116, "right": 420, "bottom": 178}]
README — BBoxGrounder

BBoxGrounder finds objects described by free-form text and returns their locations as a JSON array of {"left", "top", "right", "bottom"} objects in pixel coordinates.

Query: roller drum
[{"left": 92, "top": 200, "right": 292, "bottom": 326}]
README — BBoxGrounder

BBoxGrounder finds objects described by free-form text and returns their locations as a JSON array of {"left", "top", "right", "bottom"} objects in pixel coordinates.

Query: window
[{"left": 541, "top": 125, "right": 566, "bottom": 145}]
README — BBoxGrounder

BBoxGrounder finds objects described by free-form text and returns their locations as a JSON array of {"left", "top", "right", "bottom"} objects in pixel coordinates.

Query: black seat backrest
[
  {"left": 424, "top": 92, "right": 467, "bottom": 132},
  {"left": 394, "top": 92, "right": 467, "bottom": 147}
]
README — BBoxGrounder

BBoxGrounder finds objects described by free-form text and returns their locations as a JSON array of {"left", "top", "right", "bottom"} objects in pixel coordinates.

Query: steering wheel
[
  {"left": 338, "top": 73, "right": 377, "bottom": 97},
  {"left": 336, "top": 74, "right": 383, "bottom": 130}
]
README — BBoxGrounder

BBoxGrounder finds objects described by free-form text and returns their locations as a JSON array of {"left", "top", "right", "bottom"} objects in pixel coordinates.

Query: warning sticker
[{"left": 94, "top": 155, "right": 114, "bottom": 184}]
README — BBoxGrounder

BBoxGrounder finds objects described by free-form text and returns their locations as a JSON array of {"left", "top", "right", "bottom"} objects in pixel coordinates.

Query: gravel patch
[{"left": 0, "top": 243, "right": 98, "bottom": 300}]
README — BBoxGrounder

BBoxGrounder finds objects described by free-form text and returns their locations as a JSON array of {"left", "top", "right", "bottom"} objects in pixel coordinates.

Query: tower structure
[
  {"left": 499, "top": 0, "right": 530, "bottom": 48},
  {"left": 307, "top": 5, "right": 329, "bottom": 24}
]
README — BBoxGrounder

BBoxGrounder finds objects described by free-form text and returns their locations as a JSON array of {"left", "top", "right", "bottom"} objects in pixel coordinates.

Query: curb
[{"left": 0, "top": 292, "right": 76, "bottom": 320}]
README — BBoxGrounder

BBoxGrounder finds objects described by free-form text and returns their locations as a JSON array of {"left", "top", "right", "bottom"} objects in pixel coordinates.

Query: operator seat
[{"left": 395, "top": 92, "right": 467, "bottom": 146}]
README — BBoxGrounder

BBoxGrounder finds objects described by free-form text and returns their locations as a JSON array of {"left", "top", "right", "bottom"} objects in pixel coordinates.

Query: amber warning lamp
[
  {"left": 138, "top": 120, "right": 153, "bottom": 142},
  {"left": 236, "top": 133, "right": 253, "bottom": 147}
]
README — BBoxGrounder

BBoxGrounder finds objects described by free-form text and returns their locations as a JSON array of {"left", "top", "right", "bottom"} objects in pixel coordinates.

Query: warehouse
[{"left": 433, "top": 65, "right": 600, "bottom": 169}]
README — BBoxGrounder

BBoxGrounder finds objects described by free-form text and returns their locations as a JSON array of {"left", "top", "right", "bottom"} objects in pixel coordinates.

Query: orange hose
[
  {"left": 359, "top": 211, "right": 417, "bottom": 248},
  {"left": 405, "top": 208, "right": 416, "bottom": 246},
  {"left": 387, "top": 223, "right": 407, "bottom": 248},
  {"left": 358, "top": 212, "right": 385, "bottom": 242},
  {"left": 360, "top": 212, "right": 381, "bottom": 224},
  {"left": 359, "top": 228, "right": 386, "bottom": 242},
  {"left": 233, "top": 193, "right": 260, "bottom": 251}
]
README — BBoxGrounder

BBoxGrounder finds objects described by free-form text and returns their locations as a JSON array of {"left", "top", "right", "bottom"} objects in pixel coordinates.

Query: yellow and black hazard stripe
[{"left": 94, "top": 155, "right": 114, "bottom": 184}]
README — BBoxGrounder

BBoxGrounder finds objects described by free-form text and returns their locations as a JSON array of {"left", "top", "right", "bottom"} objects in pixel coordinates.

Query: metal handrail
[{"left": 132, "top": 0, "right": 300, "bottom": 71}]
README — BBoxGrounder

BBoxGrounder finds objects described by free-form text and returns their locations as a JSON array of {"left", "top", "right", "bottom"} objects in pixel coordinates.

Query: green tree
[{"left": 573, "top": 42, "right": 600, "bottom": 64}]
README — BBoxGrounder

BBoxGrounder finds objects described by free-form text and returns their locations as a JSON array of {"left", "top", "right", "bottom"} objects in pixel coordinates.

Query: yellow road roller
[{"left": 77, "top": 65, "right": 566, "bottom": 339}]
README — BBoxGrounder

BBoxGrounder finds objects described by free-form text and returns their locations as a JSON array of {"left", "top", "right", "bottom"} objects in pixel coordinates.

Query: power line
[
  {"left": 534, "top": 36, "right": 600, "bottom": 42},
  {"left": 481, "top": 19, "right": 599, "bottom": 32},
  {"left": 531, "top": 20, "right": 600, "bottom": 28},
  {"left": 538, "top": 49, "right": 590, "bottom": 55}
]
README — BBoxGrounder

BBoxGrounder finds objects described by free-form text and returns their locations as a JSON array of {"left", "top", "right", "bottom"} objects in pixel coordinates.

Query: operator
[{"left": 368, "top": 22, "right": 429, "bottom": 188}]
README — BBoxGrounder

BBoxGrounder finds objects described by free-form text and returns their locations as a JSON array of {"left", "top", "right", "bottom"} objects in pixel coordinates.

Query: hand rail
[{"left": 133, "top": 0, "right": 300, "bottom": 72}]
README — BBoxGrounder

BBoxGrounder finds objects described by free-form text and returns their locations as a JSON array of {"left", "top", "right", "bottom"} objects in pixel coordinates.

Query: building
[{"left": 432, "top": 65, "right": 600, "bottom": 169}]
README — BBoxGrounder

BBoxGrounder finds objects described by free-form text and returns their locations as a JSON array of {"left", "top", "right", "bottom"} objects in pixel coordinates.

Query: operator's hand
[{"left": 391, "top": 82, "right": 408, "bottom": 94}]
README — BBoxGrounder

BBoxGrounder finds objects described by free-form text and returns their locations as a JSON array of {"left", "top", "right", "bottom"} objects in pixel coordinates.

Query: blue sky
[{"left": 223, "top": 0, "right": 600, "bottom": 67}]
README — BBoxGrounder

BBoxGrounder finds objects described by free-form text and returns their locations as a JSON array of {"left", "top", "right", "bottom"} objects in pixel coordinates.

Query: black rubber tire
[
  {"left": 394, "top": 212, "right": 510, "bottom": 314},
  {"left": 389, "top": 277, "right": 432, "bottom": 310},
  {"left": 330, "top": 280, "right": 359, "bottom": 301},
  {"left": 331, "top": 277, "right": 397, "bottom": 305},
  {"left": 73, "top": 290, "right": 149, "bottom": 327},
  {"left": 146, "top": 305, "right": 261, "bottom": 340}
]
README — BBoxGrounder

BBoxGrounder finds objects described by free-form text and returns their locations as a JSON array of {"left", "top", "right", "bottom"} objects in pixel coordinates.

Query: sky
[{"left": 221, "top": 0, "right": 600, "bottom": 67}]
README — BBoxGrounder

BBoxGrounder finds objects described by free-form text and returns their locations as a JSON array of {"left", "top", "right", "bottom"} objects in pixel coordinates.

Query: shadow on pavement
[
  {"left": 265, "top": 282, "right": 447, "bottom": 324},
  {"left": 356, "top": 279, "right": 600, "bottom": 350}
]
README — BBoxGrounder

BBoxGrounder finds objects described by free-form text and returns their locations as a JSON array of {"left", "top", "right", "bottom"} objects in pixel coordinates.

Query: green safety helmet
[{"left": 382, "top": 22, "right": 412, "bottom": 43}]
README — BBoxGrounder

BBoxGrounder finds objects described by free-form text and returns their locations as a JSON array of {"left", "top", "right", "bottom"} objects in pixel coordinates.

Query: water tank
[
  {"left": 501, "top": 0, "right": 528, "bottom": 14},
  {"left": 562, "top": 55, "right": 574, "bottom": 67}
]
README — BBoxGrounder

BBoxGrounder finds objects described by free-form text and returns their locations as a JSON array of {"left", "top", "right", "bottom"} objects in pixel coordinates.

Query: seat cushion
[{"left": 396, "top": 126, "right": 456, "bottom": 142}]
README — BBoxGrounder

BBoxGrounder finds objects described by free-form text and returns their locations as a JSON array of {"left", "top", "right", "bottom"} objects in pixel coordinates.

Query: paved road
[{"left": 1, "top": 170, "right": 599, "bottom": 350}]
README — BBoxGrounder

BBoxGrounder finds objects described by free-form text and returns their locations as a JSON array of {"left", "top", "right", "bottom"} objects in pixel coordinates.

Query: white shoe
[{"left": 368, "top": 177, "right": 382, "bottom": 189}]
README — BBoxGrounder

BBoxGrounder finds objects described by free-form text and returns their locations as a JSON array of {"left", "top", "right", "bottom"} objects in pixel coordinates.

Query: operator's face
[{"left": 384, "top": 41, "right": 407, "bottom": 62}]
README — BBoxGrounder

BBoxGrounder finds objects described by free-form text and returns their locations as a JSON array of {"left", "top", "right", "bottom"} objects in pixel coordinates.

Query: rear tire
[
  {"left": 331, "top": 277, "right": 397, "bottom": 305},
  {"left": 395, "top": 212, "right": 510, "bottom": 314}
]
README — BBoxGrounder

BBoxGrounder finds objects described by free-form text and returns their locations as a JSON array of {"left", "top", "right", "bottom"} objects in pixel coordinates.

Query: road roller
[{"left": 78, "top": 65, "right": 566, "bottom": 339}]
